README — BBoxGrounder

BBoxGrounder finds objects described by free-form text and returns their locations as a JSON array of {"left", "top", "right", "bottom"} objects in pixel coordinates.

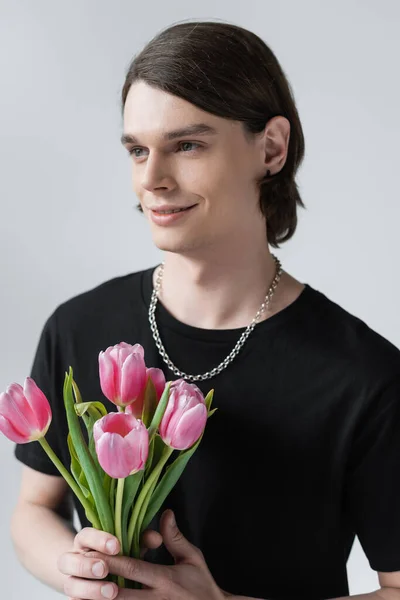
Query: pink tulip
[
  {"left": 93, "top": 412, "right": 149, "bottom": 478},
  {"left": 146, "top": 368, "right": 166, "bottom": 401},
  {"left": 126, "top": 367, "right": 166, "bottom": 419},
  {"left": 98, "top": 342, "right": 147, "bottom": 409},
  {"left": 159, "top": 379, "right": 208, "bottom": 450},
  {"left": 0, "top": 378, "right": 52, "bottom": 444}
]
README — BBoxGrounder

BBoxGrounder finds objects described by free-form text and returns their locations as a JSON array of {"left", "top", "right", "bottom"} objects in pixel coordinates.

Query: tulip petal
[
  {"left": 94, "top": 413, "right": 149, "bottom": 478},
  {"left": 120, "top": 353, "right": 146, "bottom": 406},
  {"left": 169, "top": 403, "right": 208, "bottom": 450},
  {"left": 92, "top": 416, "right": 105, "bottom": 444},
  {"left": 158, "top": 391, "right": 177, "bottom": 441},
  {"left": 95, "top": 432, "right": 136, "bottom": 479},
  {"left": 125, "top": 422, "right": 149, "bottom": 468},
  {"left": 147, "top": 368, "right": 166, "bottom": 400},
  {"left": 0, "top": 388, "right": 36, "bottom": 438},
  {"left": 125, "top": 397, "right": 143, "bottom": 419},
  {"left": 99, "top": 352, "right": 117, "bottom": 403},
  {"left": 23, "top": 377, "right": 52, "bottom": 432},
  {"left": 0, "top": 415, "right": 31, "bottom": 443},
  {"left": 163, "top": 393, "right": 190, "bottom": 440}
]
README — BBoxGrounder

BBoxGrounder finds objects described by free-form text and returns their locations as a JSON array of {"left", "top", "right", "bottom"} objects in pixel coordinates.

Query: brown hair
[{"left": 121, "top": 20, "right": 305, "bottom": 248}]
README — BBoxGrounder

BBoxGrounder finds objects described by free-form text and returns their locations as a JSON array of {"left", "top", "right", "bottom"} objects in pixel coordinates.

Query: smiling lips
[
  {"left": 149, "top": 204, "right": 197, "bottom": 225},
  {"left": 151, "top": 204, "right": 197, "bottom": 214}
]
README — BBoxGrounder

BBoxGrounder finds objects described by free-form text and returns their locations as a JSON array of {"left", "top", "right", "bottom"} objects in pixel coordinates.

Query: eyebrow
[{"left": 120, "top": 123, "right": 218, "bottom": 146}]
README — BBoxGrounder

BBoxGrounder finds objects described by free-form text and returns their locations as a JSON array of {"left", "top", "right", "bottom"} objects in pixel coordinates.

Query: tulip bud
[
  {"left": 126, "top": 367, "right": 166, "bottom": 419},
  {"left": 0, "top": 378, "right": 52, "bottom": 443},
  {"left": 159, "top": 379, "right": 208, "bottom": 450},
  {"left": 146, "top": 368, "right": 166, "bottom": 401},
  {"left": 98, "top": 342, "right": 147, "bottom": 409},
  {"left": 93, "top": 412, "right": 149, "bottom": 479}
]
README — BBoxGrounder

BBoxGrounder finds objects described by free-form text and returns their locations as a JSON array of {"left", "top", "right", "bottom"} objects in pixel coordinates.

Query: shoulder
[
  {"left": 304, "top": 284, "right": 400, "bottom": 386},
  {"left": 44, "top": 268, "right": 153, "bottom": 337}
]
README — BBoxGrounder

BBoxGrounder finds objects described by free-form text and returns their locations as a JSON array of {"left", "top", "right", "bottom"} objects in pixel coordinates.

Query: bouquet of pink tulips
[{"left": 0, "top": 342, "right": 216, "bottom": 589}]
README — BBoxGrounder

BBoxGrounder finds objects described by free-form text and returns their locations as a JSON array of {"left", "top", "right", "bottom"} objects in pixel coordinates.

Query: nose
[{"left": 140, "top": 152, "right": 176, "bottom": 192}]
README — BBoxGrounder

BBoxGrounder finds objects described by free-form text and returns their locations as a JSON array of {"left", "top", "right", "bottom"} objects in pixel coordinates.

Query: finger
[
  {"left": 104, "top": 554, "right": 172, "bottom": 590},
  {"left": 116, "top": 589, "right": 155, "bottom": 600},
  {"left": 58, "top": 551, "right": 109, "bottom": 580},
  {"left": 73, "top": 527, "right": 120, "bottom": 555},
  {"left": 140, "top": 529, "right": 163, "bottom": 558},
  {"left": 160, "top": 509, "right": 204, "bottom": 566},
  {"left": 63, "top": 576, "right": 118, "bottom": 600}
]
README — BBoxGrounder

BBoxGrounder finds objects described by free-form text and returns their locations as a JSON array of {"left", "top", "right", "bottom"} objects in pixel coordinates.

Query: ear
[{"left": 262, "top": 115, "right": 291, "bottom": 174}]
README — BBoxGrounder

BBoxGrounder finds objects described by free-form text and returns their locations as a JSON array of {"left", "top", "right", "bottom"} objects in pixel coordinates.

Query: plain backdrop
[{"left": 1, "top": 1, "right": 399, "bottom": 598}]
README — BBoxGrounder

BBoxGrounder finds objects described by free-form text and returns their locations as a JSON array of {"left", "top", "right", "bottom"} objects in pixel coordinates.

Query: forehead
[{"left": 122, "top": 81, "right": 239, "bottom": 141}]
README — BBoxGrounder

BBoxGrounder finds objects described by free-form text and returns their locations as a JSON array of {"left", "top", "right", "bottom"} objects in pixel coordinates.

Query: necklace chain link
[{"left": 148, "top": 254, "right": 283, "bottom": 382}]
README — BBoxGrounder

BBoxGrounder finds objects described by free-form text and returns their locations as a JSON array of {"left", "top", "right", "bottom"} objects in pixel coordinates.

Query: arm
[
  {"left": 10, "top": 464, "right": 76, "bottom": 594},
  {"left": 330, "top": 582, "right": 400, "bottom": 600}
]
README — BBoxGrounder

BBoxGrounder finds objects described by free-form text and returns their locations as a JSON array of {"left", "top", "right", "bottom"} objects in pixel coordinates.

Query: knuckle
[
  {"left": 84, "top": 550, "right": 103, "bottom": 560},
  {"left": 76, "top": 556, "right": 89, "bottom": 579},
  {"left": 162, "top": 567, "right": 175, "bottom": 586},
  {"left": 124, "top": 558, "right": 139, "bottom": 579},
  {"left": 171, "top": 529, "right": 184, "bottom": 544}
]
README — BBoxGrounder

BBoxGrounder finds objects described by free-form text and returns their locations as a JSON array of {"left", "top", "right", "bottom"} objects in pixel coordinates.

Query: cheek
[{"left": 188, "top": 156, "right": 243, "bottom": 202}]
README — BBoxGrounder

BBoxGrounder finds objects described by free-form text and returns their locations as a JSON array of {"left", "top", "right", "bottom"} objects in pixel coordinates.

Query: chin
[{"left": 151, "top": 232, "right": 199, "bottom": 255}]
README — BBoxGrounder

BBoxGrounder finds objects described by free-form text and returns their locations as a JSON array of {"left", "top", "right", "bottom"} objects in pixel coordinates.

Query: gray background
[{"left": 1, "top": 1, "right": 399, "bottom": 597}]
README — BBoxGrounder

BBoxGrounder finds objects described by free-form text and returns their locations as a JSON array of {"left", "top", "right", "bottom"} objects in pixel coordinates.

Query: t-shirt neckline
[{"left": 140, "top": 265, "right": 317, "bottom": 343}]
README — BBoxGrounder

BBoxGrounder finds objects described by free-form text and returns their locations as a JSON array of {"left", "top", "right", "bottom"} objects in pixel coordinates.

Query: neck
[{"left": 153, "top": 245, "right": 285, "bottom": 330}]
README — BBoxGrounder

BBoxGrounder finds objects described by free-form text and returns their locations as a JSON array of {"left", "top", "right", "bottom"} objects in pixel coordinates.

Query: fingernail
[
  {"left": 92, "top": 561, "right": 105, "bottom": 577},
  {"left": 101, "top": 583, "right": 115, "bottom": 598},
  {"left": 106, "top": 539, "right": 118, "bottom": 554},
  {"left": 170, "top": 511, "right": 176, "bottom": 527}
]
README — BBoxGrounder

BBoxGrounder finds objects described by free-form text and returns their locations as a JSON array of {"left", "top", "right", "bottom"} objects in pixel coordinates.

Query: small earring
[{"left": 266, "top": 169, "right": 271, "bottom": 177}]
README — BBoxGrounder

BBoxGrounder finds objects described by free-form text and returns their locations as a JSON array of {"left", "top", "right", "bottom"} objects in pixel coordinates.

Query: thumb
[{"left": 160, "top": 509, "right": 204, "bottom": 566}]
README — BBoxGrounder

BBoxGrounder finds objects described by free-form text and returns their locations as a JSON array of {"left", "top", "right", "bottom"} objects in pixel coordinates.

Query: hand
[
  {"left": 58, "top": 523, "right": 163, "bottom": 599},
  {"left": 58, "top": 509, "right": 231, "bottom": 599}
]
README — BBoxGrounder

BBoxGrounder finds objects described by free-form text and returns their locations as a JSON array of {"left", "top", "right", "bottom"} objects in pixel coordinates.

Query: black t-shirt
[{"left": 15, "top": 267, "right": 400, "bottom": 599}]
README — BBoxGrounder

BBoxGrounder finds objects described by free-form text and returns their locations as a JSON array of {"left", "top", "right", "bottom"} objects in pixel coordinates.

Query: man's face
[{"left": 122, "top": 81, "right": 266, "bottom": 256}]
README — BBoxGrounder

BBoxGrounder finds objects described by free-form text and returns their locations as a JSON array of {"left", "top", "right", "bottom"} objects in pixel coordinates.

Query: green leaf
[
  {"left": 121, "top": 471, "right": 144, "bottom": 554},
  {"left": 147, "top": 381, "right": 171, "bottom": 441},
  {"left": 63, "top": 368, "right": 114, "bottom": 533},
  {"left": 204, "top": 389, "right": 214, "bottom": 412},
  {"left": 73, "top": 398, "right": 112, "bottom": 501},
  {"left": 67, "top": 434, "right": 93, "bottom": 502},
  {"left": 141, "top": 398, "right": 217, "bottom": 533},
  {"left": 141, "top": 378, "right": 158, "bottom": 428},
  {"left": 144, "top": 437, "right": 155, "bottom": 481},
  {"left": 74, "top": 401, "right": 108, "bottom": 419},
  {"left": 109, "top": 477, "right": 116, "bottom": 510},
  {"left": 145, "top": 433, "right": 166, "bottom": 480},
  {"left": 67, "top": 433, "right": 100, "bottom": 527},
  {"left": 141, "top": 437, "right": 201, "bottom": 532}
]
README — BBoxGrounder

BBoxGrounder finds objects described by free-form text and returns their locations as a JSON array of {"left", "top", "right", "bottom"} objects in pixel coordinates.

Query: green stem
[
  {"left": 38, "top": 437, "right": 101, "bottom": 529},
  {"left": 115, "top": 478, "right": 126, "bottom": 588},
  {"left": 127, "top": 447, "right": 174, "bottom": 554},
  {"left": 133, "top": 476, "right": 159, "bottom": 555},
  {"left": 109, "top": 477, "right": 116, "bottom": 506},
  {"left": 115, "top": 479, "right": 125, "bottom": 550}
]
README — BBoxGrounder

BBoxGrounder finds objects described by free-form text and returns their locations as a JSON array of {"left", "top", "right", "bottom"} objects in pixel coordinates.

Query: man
[{"left": 11, "top": 20, "right": 400, "bottom": 600}]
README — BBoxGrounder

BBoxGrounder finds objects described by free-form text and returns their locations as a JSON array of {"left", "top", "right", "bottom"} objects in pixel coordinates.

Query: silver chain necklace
[{"left": 148, "top": 254, "right": 283, "bottom": 382}]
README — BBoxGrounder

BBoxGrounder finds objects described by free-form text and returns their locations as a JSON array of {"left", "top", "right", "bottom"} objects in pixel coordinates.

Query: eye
[
  {"left": 128, "top": 147, "right": 148, "bottom": 158},
  {"left": 126, "top": 142, "right": 201, "bottom": 159},
  {"left": 178, "top": 142, "right": 200, "bottom": 152}
]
